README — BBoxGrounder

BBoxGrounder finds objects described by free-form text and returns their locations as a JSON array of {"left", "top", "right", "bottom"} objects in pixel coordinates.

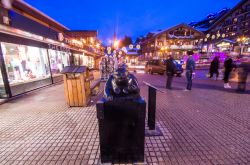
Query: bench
[
  {"left": 90, "top": 78, "right": 101, "bottom": 96},
  {"left": 89, "top": 70, "right": 101, "bottom": 96}
]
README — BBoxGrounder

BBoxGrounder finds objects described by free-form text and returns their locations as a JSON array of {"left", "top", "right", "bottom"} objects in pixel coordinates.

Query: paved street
[{"left": 0, "top": 71, "right": 250, "bottom": 165}]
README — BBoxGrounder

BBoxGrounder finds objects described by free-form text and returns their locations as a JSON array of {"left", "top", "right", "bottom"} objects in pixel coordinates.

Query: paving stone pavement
[{"left": 0, "top": 71, "right": 250, "bottom": 165}]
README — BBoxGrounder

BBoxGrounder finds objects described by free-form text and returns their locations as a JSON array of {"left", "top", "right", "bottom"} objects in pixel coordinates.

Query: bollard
[
  {"left": 148, "top": 86, "right": 156, "bottom": 130},
  {"left": 143, "top": 81, "right": 165, "bottom": 136}
]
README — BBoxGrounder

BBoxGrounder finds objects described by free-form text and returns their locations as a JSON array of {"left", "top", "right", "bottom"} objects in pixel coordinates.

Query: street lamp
[{"left": 113, "top": 40, "right": 120, "bottom": 49}]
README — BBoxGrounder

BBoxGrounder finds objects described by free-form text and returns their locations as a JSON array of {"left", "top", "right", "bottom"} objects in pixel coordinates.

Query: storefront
[
  {"left": 73, "top": 53, "right": 95, "bottom": 69},
  {"left": 0, "top": 1, "right": 103, "bottom": 99},
  {"left": 73, "top": 53, "right": 81, "bottom": 65},
  {"left": 0, "top": 42, "right": 52, "bottom": 96},
  {"left": 87, "top": 56, "right": 95, "bottom": 69},
  {"left": 48, "top": 49, "right": 71, "bottom": 83},
  {"left": 0, "top": 26, "right": 98, "bottom": 98}
]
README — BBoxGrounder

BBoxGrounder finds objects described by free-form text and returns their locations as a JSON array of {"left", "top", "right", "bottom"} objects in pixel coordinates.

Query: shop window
[
  {"left": 49, "top": 49, "right": 70, "bottom": 75},
  {"left": 1, "top": 42, "right": 51, "bottom": 85},
  {"left": 73, "top": 54, "right": 80, "bottom": 65},
  {"left": 0, "top": 67, "right": 7, "bottom": 97},
  {"left": 88, "top": 56, "right": 94, "bottom": 69}
]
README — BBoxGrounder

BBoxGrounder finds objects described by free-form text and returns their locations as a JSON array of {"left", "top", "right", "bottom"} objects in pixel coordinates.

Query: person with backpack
[{"left": 166, "top": 55, "right": 176, "bottom": 89}]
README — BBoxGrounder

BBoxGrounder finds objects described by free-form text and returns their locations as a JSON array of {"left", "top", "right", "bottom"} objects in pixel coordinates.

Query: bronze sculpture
[{"left": 104, "top": 65, "right": 140, "bottom": 101}]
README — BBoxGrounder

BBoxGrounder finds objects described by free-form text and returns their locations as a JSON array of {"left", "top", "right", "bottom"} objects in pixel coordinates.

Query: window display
[
  {"left": 1, "top": 42, "right": 51, "bottom": 85},
  {"left": 73, "top": 54, "right": 80, "bottom": 66},
  {"left": 0, "top": 69, "right": 3, "bottom": 85},
  {"left": 81, "top": 54, "right": 88, "bottom": 66},
  {"left": 49, "top": 49, "right": 70, "bottom": 75},
  {"left": 0, "top": 68, "right": 7, "bottom": 97},
  {"left": 75, "top": 53, "right": 94, "bottom": 68},
  {"left": 88, "top": 56, "right": 94, "bottom": 69}
]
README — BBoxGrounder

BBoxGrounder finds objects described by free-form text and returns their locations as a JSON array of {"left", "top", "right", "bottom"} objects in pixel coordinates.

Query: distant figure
[
  {"left": 223, "top": 56, "right": 235, "bottom": 89},
  {"left": 165, "top": 55, "right": 176, "bottom": 89},
  {"left": 209, "top": 56, "right": 220, "bottom": 80},
  {"left": 236, "top": 57, "right": 250, "bottom": 92},
  {"left": 185, "top": 51, "right": 196, "bottom": 91}
]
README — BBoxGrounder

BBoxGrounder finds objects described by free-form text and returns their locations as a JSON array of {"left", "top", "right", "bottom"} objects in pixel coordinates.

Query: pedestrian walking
[
  {"left": 209, "top": 56, "right": 220, "bottom": 80},
  {"left": 166, "top": 55, "right": 176, "bottom": 89},
  {"left": 223, "top": 56, "right": 235, "bottom": 88},
  {"left": 185, "top": 51, "right": 196, "bottom": 91},
  {"left": 236, "top": 57, "right": 250, "bottom": 92}
]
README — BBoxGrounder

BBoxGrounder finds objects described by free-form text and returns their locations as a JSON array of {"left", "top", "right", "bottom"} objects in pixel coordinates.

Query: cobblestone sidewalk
[{"left": 0, "top": 72, "right": 250, "bottom": 165}]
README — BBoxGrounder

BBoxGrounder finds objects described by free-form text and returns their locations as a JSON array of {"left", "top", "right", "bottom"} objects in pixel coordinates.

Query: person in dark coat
[
  {"left": 166, "top": 55, "right": 176, "bottom": 89},
  {"left": 236, "top": 57, "right": 250, "bottom": 92},
  {"left": 209, "top": 56, "right": 220, "bottom": 80},
  {"left": 223, "top": 56, "right": 235, "bottom": 88},
  {"left": 185, "top": 51, "right": 196, "bottom": 91}
]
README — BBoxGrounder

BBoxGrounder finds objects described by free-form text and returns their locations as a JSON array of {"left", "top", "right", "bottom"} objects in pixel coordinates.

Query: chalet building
[
  {"left": 0, "top": 1, "right": 104, "bottom": 98},
  {"left": 201, "top": 0, "right": 250, "bottom": 56},
  {"left": 141, "top": 23, "right": 204, "bottom": 60}
]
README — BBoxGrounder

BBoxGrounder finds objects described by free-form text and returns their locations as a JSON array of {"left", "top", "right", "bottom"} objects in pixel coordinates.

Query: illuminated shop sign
[{"left": 48, "top": 44, "right": 70, "bottom": 53}]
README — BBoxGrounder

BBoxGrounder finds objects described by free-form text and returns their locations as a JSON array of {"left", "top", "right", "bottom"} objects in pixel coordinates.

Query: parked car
[
  {"left": 173, "top": 60, "right": 184, "bottom": 77},
  {"left": 145, "top": 59, "right": 184, "bottom": 76},
  {"left": 145, "top": 60, "right": 165, "bottom": 75}
]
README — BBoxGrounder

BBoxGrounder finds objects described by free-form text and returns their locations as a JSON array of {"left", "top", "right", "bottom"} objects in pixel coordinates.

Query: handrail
[{"left": 142, "top": 81, "right": 166, "bottom": 93}]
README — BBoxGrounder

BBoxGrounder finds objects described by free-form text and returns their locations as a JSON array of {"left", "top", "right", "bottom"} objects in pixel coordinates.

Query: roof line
[
  {"left": 154, "top": 23, "right": 204, "bottom": 38},
  {"left": 18, "top": 0, "right": 69, "bottom": 30},
  {"left": 142, "top": 23, "right": 204, "bottom": 44}
]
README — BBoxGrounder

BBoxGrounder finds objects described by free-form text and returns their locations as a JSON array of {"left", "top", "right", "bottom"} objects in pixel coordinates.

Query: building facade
[
  {"left": 0, "top": 1, "right": 104, "bottom": 98},
  {"left": 201, "top": 0, "right": 250, "bottom": 56},
  {"left": 141, "top": 24, "right": 204, "bottom": 60}
]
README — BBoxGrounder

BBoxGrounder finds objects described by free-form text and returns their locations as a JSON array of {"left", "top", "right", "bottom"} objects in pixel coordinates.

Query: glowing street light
[{"left": 113, "top": 40, "right": 120, "bottom": 49}]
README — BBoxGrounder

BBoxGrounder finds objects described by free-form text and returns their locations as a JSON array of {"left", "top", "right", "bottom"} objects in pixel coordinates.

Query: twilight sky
[{"left": 25, "top": 0, "right": 239, "bottom": 44}]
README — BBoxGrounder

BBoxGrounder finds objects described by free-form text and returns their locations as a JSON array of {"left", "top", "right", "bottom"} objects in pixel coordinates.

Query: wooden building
[{"left": 141, "top": 23, "right": 204, "bottom": 60}]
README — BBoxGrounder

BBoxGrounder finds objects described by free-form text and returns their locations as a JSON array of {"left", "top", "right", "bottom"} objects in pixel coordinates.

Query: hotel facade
[{"left": 201, "top": 0, "right": 250, "bottom": 57}]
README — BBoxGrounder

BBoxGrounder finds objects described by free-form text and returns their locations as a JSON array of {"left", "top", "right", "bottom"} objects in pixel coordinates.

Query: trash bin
[
  {"left": 96, "top": 98, "right": 146, "bottom": 163},
  {"left": 61, "top": 66, "right": 90, "bottom": 107}
]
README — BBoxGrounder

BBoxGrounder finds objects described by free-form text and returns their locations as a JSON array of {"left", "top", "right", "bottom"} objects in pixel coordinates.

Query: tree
[
  {"left": 120, "top": 36, "right": 133, "bottom": 48},
  {"left": 135, "top": 36, "right": 145, "bottom": 44}
]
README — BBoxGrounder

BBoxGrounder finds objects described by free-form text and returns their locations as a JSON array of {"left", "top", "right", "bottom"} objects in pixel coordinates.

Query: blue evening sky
[{"left": 24, "top": 0, "right": 239, "bottom": 44}]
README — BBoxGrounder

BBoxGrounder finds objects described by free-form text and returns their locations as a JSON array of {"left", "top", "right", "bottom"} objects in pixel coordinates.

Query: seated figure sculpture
[{"left": 104, "top": 64, "right": 140, "bottom": 101}]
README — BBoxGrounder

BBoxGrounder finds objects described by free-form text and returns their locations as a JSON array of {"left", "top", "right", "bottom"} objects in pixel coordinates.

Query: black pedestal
[{"left": 96, "top": 98, "right": 146, "bottom": 164}]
